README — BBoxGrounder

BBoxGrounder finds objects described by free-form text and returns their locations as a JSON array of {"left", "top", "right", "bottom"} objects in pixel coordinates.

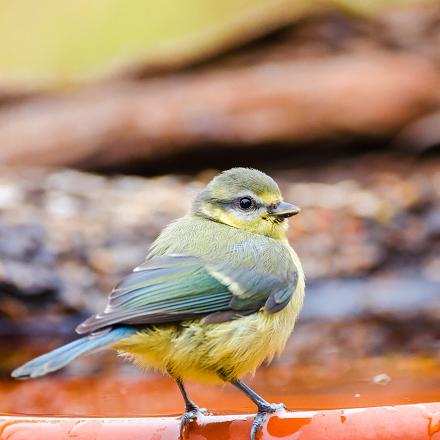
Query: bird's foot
[
  {"left": 250, "top": 402, "right": 286, "bottom": 440},
  {"left": 179, "top": 405, "right": 206, "bottom": 439}
]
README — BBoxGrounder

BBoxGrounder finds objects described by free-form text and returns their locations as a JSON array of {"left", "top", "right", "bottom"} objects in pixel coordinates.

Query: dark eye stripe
[{"left": 208, "top": 196, "right": 263, "bottom": 210}]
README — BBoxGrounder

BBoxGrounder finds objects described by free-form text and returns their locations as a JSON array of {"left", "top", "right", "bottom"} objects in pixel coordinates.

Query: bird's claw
[
  {"left": 179, "top": 406, "right": 205, "bottom": 439},
  {"left": 268, "top": 402, "right": 286, "bottom": 412},
  {"left": 250, "top": 402, "right": 286, "bottom": 440}
]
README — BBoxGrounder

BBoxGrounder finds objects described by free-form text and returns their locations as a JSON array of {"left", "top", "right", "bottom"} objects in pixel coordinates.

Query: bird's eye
[{"left": 239, "top": 197, "right": 254, "bottom": 210}]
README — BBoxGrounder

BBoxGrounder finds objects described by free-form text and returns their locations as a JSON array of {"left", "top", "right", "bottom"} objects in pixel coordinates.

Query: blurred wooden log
[
  {"left": 395, "top": 111, "right": 440, "bottom": 152},
  {"left": 0, "top": 53, "right": 438, "bottom": 168}
]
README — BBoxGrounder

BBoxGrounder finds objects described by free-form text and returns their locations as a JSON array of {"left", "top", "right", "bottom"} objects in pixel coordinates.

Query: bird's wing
[
  {"left": 207, "top": 260, "right": 298, "bottom": 314},
  {"left": 76, "top": 254, "right": 298, "bottom": 334}
]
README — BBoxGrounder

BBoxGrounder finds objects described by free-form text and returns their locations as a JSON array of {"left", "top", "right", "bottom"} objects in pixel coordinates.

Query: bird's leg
[
  {"left": 232, "top": 379, "right": 285, "bottom": 440},
  {"left": 175, "top": 378, "right": 202, "bottom": 439}
]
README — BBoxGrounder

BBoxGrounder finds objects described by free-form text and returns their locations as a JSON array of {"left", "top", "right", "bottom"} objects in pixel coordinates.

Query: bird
[{"left": 12, "top": 167, "right": 305, "bottom": 440}]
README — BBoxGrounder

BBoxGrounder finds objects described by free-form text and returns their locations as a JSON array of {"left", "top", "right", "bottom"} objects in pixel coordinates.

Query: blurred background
[{"left": 0, "top": 0, "right": 439, "bottom": 417}]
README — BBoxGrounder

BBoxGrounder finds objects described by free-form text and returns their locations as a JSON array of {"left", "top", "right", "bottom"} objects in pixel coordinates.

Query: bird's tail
[{"left": 11, "top": 326, "right": 136, "bottom": 379}]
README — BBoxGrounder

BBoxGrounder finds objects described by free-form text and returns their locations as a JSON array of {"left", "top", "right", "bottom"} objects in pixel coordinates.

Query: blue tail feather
[{"left": 11, "top": 327, "right": 136, "bottom": 379}]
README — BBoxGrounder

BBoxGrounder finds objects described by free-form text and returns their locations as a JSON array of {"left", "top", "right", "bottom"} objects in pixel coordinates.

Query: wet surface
[{"left": 0, "top": 355, "right": 438, "bottom": 417}]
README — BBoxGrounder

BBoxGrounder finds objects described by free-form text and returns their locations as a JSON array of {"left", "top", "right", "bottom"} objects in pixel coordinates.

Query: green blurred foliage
[
  {"left": 0, "top": 0, "right": 431, "bottom": 89},
  {"left": 0, "top": 0, "right": 309, "bottom": 88}
]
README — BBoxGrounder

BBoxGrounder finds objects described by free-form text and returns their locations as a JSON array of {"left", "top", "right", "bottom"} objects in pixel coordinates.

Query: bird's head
[{"left": 192, "top": 168, "right": 300, "bottom": 239}]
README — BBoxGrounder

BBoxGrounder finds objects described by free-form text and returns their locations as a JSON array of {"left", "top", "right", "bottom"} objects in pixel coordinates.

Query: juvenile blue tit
[{"left": 12, "top": 168, "right": 305, "bottom": 440}]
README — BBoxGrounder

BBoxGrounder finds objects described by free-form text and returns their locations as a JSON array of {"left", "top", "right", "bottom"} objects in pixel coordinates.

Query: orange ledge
[{"left": 1, "top": 403, "right": 439, "bottom": 440}]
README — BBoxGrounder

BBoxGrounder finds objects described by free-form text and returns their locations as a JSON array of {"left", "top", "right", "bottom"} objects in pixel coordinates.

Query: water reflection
[{"left": 0, "top": 354, "right": 438, "bottom": 417}]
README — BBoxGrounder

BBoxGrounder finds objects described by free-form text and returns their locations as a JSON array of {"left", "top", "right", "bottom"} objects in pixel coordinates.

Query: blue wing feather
[{"left": 11, "top": 327, "right": 136, "bottom": 379}]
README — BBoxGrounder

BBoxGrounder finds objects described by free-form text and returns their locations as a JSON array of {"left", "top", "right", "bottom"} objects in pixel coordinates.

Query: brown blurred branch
[{"left": 0, "top": 52, "right": 438, "bottom": 168}]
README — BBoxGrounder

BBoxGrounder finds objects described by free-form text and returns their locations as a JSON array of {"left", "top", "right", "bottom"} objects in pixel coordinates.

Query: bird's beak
[{"left": 269, "top": 201, "right": 301, "bottom": 219}]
